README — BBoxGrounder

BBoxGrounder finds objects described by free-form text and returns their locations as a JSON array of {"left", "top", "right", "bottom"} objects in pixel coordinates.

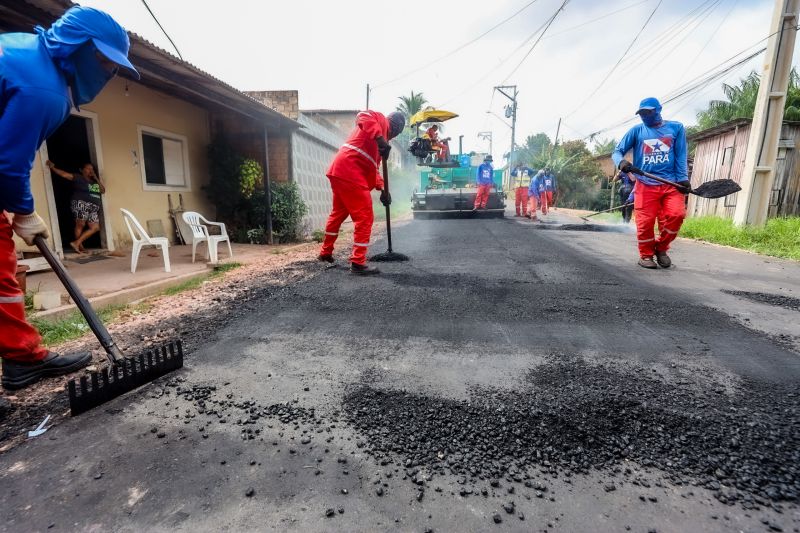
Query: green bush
[
  {"left": 270, "top": 181, "right": 308, "bottom": 243},
  {"left": 311, "top": 229, "right": 325, "bottom": 243}
]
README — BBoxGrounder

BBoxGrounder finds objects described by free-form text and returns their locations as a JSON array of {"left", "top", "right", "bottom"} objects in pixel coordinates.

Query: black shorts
[{"left": 70, "top": 199, "right": 100, "bottom": 224}]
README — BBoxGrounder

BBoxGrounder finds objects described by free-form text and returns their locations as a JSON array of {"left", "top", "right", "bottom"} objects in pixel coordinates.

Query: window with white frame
[{"left": 138, "top": 126, "right": 190, "bottom": 190}]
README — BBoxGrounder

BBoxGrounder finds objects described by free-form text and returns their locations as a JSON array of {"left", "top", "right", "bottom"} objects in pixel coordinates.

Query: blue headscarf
[
  {"left": 636, "top": 97, "right": 663, "bottom": 128},
  {"left": 35, "top": 6, "right": 139, "bottom": 105}
]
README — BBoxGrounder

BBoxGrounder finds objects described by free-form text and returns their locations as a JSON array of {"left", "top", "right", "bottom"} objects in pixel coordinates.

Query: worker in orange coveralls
[
  {"left": 318, "top": 110, "right": 406, "bottom": 275},
  {"left": 1, "top": 7, "right": 139, "bottom": 390}
]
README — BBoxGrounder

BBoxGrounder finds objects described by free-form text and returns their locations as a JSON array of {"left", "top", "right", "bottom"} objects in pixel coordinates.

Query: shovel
[
  {"left": 371, "top": 158, "right": 409, "bottom": 262},
  {"left": 34, "top": 236, "right": 182, "bottom": 415},
  {"left": 629, "top": 167, "right": 741, "bottom": 199},
  {"left": 579, "top": 202, "right": 633, "bottom": 222}
]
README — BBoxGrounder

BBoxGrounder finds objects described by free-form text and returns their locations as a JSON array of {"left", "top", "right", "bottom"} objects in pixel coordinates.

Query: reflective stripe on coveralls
[
  {"left": 632, "top": 180, "right": 686, "bottom": 258},
  {"left": 514, "top": 187, "right": 529, "bottom": 215},
  {"left": 0, "top": 215, "right": 48, "bottom": 362},
  {"left": 320, "top": 178, "right": 375, "bottom": 265},
  {"left": 474, "top": 185, "right": 492, "bottom": 209},
  {"left": 342, "top": 143, "right": 379, "bottom": 172}
]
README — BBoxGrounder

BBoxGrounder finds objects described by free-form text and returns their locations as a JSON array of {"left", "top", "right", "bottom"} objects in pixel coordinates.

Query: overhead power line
[
  {"left": 140, "top": 0, "right": 183, "bottom": 60},
  {"left": 502, "top": 0, "right": 570, "bottom": 83},
  {"left": 372, "top": 0, "right": 542, "bottom": 89},
  {"left": 439, "top": 0, "right": 570, "bottom": 108},
  {"left": 584, "top": 44, "right": 768, "bottom": 140},
  {"left": 566, "top": 0, "right": 662, "bottom": 118}
]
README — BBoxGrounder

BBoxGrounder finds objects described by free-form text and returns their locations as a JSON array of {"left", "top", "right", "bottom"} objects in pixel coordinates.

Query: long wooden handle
[
  {"left": 382, "top": 158, "right": 393, "bottom": 253},
  {"left": 630, "top": 167, "right": 690, "bottom": 194},
  {"left": 34, "top": 235, "right": 124, "bottom": 364}
]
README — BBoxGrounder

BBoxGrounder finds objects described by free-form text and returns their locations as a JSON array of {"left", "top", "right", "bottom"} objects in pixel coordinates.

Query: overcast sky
[{"left": 79, "top": 0, "right": 785, "bottom": 160}]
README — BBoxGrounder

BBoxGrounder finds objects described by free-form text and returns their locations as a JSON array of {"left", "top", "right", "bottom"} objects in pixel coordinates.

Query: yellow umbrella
[{"left": 409, "top": 109, "right": 459, "bottom": 127}]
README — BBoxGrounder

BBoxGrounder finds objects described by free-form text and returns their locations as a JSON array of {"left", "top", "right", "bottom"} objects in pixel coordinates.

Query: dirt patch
[
  {"left": 723, "top": 290, "right": 800, "bottom": 312},
  {"left": 0, "top": 243, "right": 323, "bottom": 451},
  {"left": 343, "top": 355, "right": 799, "bottom": 509}
]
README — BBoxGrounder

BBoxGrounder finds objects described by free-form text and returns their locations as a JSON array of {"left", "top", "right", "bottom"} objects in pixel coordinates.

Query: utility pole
[
  {"left": 733, "top": 0, "right": 799, "bottom": 226},
  {"left": 494, "top": 85, "right": 518, "bottom": 164},
  {"left": 551, "top": 117, "right": 561, "bottom": 157},
  {"left": 365, "top": 83, "right": 370, "bottom": 110},
  {"left": 478, "top": 131, "right": 493, "bottom": 156},
  {"left": 494, "top": 85, "right": 518, "bottom": 192}
]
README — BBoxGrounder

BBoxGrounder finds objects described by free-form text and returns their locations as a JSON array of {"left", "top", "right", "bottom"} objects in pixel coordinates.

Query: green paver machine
[{"left": 406, "top": 109, "right": 506, "bottom": 219}]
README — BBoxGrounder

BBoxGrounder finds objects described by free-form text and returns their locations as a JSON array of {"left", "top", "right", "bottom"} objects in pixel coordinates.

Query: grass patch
[
  {"left": 680, "top": 216, "right": 800, "bottom": 260},
  {"left": 31, "top": 304, "right": 130, "bottom": 347},
  {"left": 161, "top": 261, "right": 242, "bottom": 296},
  {"left": 30, "top": 262, "right": 243, "bottom": 347}
]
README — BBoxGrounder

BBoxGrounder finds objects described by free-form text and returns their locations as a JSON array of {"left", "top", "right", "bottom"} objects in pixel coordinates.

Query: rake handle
[
  {"left": 583, "top": 202, "right": 633, "bottom": 219},
  {"left": 382, "top": 158, "right": 393, "bottom": 253},
  {"left": 34, "top": 235, "right": 123, "bottom": 364}
]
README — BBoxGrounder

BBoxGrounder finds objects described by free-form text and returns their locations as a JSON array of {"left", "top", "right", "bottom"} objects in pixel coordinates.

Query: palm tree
[
  {"left": 696, "top": 69, "right": 800, "bottom": 129},
  {"left": 592, "top": 138, "right": 617, "bottom": 155},
  {"left": 396, "top": 91, "right": 428, "bottom": 119}
]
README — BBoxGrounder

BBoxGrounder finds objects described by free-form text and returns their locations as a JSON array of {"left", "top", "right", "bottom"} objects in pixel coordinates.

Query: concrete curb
[{"left": 31, "top": 268, "right": 213, "bottom": 322}]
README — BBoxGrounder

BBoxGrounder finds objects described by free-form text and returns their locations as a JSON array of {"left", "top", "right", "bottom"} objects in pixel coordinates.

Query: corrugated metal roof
[{"left": 688, "top": 118, "right": 752, "bottom": 143}]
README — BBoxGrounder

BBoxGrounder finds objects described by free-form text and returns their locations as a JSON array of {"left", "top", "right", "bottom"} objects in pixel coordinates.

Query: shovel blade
[{"left": 693, "top": 179, "right": 741, "bottom": 199}]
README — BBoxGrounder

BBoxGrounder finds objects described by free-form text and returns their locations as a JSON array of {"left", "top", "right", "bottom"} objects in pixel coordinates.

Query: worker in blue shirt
[
  {"left": 0, "top": 6, "right": 139, "bottom": 390},
  {"left": 612, "top": 97, "right": 690, "bottom": 269},
  {"left": 527, "top": 171, "right": 542, "bottom": 220},
  {"left": 614, "top": 171, "right": 635, "bottom": 223},
  {"left": 535, "top": 167, "right": 557, "bottom": 215},
  {"left": 473, "top": 155, "right": 494, "bottom": 210}
]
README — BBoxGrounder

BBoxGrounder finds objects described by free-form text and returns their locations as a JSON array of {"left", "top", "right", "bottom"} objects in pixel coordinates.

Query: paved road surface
[{"left": 1, "top": 212, "right": 798, "bottom": 532}]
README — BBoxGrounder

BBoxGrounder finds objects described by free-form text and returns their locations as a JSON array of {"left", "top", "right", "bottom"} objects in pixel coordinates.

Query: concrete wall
[
  {"left": 247, "top": 91, "right": 299, "bottom": 120},
  {"left": 20, "top": 76, "right": 214, "bottom": 253},
  {"left": 292, "top": 114, "right": 346, "bottom": 232}
]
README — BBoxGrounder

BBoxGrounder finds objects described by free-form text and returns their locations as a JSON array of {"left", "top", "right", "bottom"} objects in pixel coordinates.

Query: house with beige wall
[{"left": 2, "top": 0, "right": 299, "bottom": 263}]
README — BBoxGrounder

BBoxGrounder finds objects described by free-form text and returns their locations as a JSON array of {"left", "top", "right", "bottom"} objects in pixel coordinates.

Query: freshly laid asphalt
[{"left": 1, "top": 211, "right": 799, "bottom": 533}]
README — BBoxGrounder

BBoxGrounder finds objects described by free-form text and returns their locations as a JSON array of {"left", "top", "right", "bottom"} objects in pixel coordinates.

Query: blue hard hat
[{"left": 635, "top": 97, "right": 661, "bottom": 115}]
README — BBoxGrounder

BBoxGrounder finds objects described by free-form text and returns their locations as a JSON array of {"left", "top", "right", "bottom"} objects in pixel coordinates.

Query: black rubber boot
[
  {"left": 638, "top": 257, "right": 658, "bottom": 269},
  {"left": 317, "top": 254, "right": 335, "bottom": 264},
  {"left": 350, "top": 263, "right": 380, "bottom": 275},
  {"left": 2, "top": 351, "right": 91, "bottom": 391},
  {"left": 655, "top": 250, "right": 672, "bottom": 268}
]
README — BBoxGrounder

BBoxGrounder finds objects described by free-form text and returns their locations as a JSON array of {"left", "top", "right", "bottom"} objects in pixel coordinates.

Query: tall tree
[
  {"left": 592, "top": 137, "right": 618, "bottom": 155},
  {"left": 396, "top": 91, "right": 428, "bottom": 119},
  {"left": 696, "top": 69, "right": 800, "bottom": 130}
]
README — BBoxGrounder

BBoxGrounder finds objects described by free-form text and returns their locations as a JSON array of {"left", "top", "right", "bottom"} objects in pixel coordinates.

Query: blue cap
[{"left": 635, "top": 97, "right": 661, "bottom": 115}]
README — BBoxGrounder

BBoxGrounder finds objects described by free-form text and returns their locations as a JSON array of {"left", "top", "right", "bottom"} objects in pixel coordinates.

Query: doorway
[{"left": 45, "top": 115, "right": 106, "bottom": 253}]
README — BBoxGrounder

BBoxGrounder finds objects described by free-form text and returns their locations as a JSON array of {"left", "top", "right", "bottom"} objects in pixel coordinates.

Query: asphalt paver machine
[{"left": 407, "top": 109, "right": 506, "bottom": 219}]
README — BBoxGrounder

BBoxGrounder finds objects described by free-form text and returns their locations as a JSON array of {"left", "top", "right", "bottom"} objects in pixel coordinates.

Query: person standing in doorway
[
  {"left": 0, "top": 6, "right": 138, "bottom": 390},
  {"left": 318, "top": 110, "right": 406, "bottom": 275},
  {"left": 46, "top": 160, "right": 105, "bottom": 253},
  {"left": 511, "top": 163, "right": 534, "bottom": 217},
  {"left": 473, "top": 155, "right": 494, "bottom": 211}
]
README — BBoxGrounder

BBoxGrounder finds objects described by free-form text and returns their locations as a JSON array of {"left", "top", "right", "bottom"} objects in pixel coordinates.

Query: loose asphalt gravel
[{"left": 0, "top": 215, "right": 798, "bottom": 533}]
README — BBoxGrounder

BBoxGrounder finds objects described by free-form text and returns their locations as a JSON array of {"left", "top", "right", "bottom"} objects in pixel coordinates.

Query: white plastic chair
[
  {"left": 181, "top": 211, "right": 233, "bottom": 264},
  {"left": 120, "top": 208, "right": 171, "bottom": 273}
]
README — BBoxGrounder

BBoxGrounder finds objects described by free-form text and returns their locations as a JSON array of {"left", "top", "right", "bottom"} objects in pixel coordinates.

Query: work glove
[
  {"left": 376, "top": 136, "right": 391, "bottom": 159},
  {"left": 380, "top": 190, "right": 392, "bottom": 207},
  {"left": 677, "top": 180, "right": 692, "bottom": 194},
  {"left": 12, "top": 212, "right": 49, "bottom": 246},
  {"left": 618, "top": 159, "right": 633, "bottom": 172}
]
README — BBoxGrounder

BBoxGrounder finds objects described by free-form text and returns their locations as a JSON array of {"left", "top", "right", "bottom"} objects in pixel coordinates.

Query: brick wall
[
  {"left": 267, "top": 134, "right": 291, "bottom": 183},
  {"left": 246, "top": 91, "right": 299, "bottom": 120}
]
